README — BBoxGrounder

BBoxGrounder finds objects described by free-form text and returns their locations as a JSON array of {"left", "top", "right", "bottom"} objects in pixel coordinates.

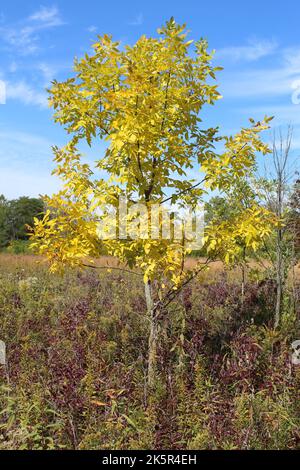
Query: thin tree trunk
[
  {"left": 241, "top": 264, "right": 245, "bottom": 305},
  {"left": 275, "top": 257, "right": 282, "bottom": 328},
  {"left": 241, "top": 246, "right": 246, "bottom": 305},
  {"left": 272, "top": 127, "right": 292, "bottom": 328},
  {"left": 291, "top": 221, "right": 297, "bottom": 318},
  {"left": 275, "top": 178, "right": 283, "bottom": 329},
  {"left": 145, "top": 281, "right": 158, "bottom": 390}
]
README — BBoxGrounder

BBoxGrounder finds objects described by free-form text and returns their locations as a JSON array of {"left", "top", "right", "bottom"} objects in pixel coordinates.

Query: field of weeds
[{"left": 0, "top": 254, "right": 299, "bottom": 450}]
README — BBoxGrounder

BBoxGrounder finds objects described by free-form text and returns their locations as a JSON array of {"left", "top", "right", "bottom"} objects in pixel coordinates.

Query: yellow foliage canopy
[{"left": 31, "top": 18, "right": 276, "bottom": 286}]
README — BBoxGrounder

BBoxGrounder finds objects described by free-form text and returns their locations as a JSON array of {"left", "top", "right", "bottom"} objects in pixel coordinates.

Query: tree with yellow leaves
[{"left": 31, "top": 18, "right": 276, "bottom": 390}]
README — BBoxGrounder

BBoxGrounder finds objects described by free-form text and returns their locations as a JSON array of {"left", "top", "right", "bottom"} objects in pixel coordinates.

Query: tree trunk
[
  {"left": 145, "top": 281, "right": 158, "bottom": 390},
  {"left": 241, "top": 264, "right": 245, "bottom": 305},
  {"left": 241, "top": 247, "right": 246, "bottom": 305},
  {"left": 275, "top": 179, "right": 283, "bottom": 329},
  {"left": 275, "top": 234, "right": 283, "bottom": 328},
  {"left": 291, "top": 222, "right": 298, "bottom": 318}
]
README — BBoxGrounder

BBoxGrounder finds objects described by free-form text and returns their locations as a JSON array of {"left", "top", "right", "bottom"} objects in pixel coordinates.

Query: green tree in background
[
  {"left": 0, "top": 195, "right": 9, "bottom": 248},
  {"left": 0, "top": 196, "right": 44, "bottom": 250}
]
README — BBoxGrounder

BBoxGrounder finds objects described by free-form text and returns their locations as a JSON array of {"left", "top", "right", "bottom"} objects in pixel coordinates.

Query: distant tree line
[{"left": 0, "top": 195, "right": 44, "bottom": 251}]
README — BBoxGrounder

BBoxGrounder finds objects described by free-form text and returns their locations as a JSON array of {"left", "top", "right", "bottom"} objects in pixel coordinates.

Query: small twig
[{"left": 161, "top": 177, "right": 208, "bottom": 205}]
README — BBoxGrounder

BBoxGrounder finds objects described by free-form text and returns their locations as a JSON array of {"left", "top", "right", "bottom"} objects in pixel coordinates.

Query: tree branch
[{"left": 161, "top": 177, "right": 208, "bottom": 204}]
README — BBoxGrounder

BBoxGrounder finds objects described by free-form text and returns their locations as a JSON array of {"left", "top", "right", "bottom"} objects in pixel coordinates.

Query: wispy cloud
[
  {"left": 37, "top": 62, "right": 57, "bottom": 85},
  {"left": 0, "top": 6, "right": 65, "bottom": 56},
  {"left": 0, "top": 129, "right": 52, "bottom": 149},
  {"left": 29, "top": 6, "right": 64, "bottom": 26},
  {"left": 6, "top": 81, "right": 48, "bottom": 108},
  {"left": 128, "top": 13, "right": 143, "bottom": 26},
  {"left": 242, "top": 104, "right": 300, "bottom": 127},
  {"left": 217, "top": 38, "right": 278, "bottom": 62},
  {"left": 219, "top": 46, "right": 300, "bottom": 99},
  {"left": 220, "top": 68, "right": 292, "bottom": 98},
  {"left": 87, "top": 25, "right": 97, "bottom": 33}
]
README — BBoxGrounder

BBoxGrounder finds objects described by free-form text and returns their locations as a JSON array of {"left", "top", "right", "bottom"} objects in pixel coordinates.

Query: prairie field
[{"left": 0, "top": 253, "right": 299, "bottom": 450}]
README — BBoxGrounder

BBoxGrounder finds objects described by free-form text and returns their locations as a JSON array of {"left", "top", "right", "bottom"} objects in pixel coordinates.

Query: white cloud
[
  {"left": 6, "top": 81, "right": 48, "bottom": 107},
  {"left": 0, "top": 79, "right": 6, "bottom": 104},
  {"left": 0, "top": 58, "right": 69, "bottom": 107},
  {"left": 0, "top": 5, "right": 65, "bottom": 55},
  {"left": 2, "top": 26, "right": 40, "bottom": 55},
  {"left": 219, "top": 46, "right": 300, "bottom": 99},
  {"left": 220, "top": 69, "right": 292, "bottom": 98},
  {"left": 87, "top": 25, "right": 97, "bottom": 33},
  {"left": 37, "top": 62, "right": 56, "bottom": 85},
  {"left": 0, "top": 130, "right": 52, "bottom": 148},
  {"left": 0, "top": 57, "right": 71, "bottom": 107},
  {"left": 128, "top": 13, "right": 143, "bottom": 26},
  {"left": 29, "top": 6, "right": 63, "bottom": 27},
  {"left": 242, "top": 104, "right": 300, "bottom": 126},
  {"left": 217, "top": 38, "right": 278, "bottom": 62}
]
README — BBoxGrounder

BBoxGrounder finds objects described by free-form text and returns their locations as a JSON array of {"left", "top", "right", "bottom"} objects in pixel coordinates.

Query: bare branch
[{"left": 161, "top": 177, "right": 208, "bottom": 205}]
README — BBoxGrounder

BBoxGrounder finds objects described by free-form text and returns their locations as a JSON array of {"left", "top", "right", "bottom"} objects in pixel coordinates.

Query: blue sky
[{"left": 0, "top": 0, "right": 299, "bottom": 198}]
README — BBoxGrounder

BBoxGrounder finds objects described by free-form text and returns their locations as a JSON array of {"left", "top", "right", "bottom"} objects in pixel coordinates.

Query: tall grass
[{"left": 0, "top": 254, "right": 299, "bottom": 449}]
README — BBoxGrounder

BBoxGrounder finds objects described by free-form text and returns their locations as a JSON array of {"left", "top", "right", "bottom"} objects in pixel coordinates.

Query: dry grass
[
  {"left": 0, "top": 253, "right": 44, "bottom": 270},
  {"left": 0, "top": 253, "right": 299, "bottom": 283}
]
